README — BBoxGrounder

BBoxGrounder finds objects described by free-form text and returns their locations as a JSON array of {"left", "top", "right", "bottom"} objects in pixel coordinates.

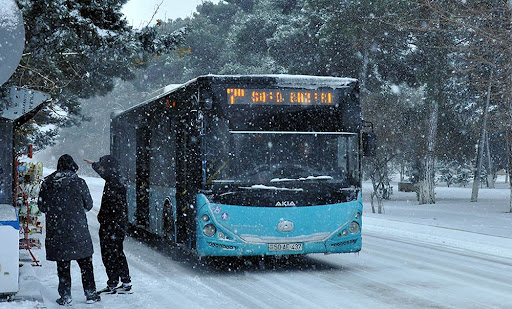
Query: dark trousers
[
  {"left": 99, "top": 225, "right": 131, "bottom": 287},
  {"left": 57, "top": 256, "right": 96, "bottom": 298}
]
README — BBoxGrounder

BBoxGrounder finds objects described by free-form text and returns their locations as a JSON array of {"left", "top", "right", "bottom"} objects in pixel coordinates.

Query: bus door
[
  {"left": 136, "top": 127, "right": 151, "bottom": 228},
  {"left": 175, "top": 112, "right": 201, "bottom": 247}
]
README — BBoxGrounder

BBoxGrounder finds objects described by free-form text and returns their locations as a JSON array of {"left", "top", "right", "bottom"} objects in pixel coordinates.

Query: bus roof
[
  {"left": 199, "top": 74, "right": 358, "bottom": 88},
  {"left": 113, "top": 74, "right": 358, "bottom": 119}
]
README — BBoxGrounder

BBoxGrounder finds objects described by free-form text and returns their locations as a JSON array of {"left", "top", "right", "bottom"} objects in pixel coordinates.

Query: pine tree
[{"left": 3, "top": 0, "right": 185, "bottom": 150}]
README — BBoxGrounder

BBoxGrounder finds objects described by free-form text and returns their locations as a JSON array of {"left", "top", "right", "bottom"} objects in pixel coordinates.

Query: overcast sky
[{"left": 122, "top": 0, "right": 221, "bottom": 28}]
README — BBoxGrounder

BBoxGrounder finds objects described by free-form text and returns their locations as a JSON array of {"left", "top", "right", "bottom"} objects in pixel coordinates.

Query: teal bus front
[
  {"left": 197, "top": 130, "right": 362, "bottom": 256},
  {"left": 196, "top": 193, "right": 362, "bottom": 256}
]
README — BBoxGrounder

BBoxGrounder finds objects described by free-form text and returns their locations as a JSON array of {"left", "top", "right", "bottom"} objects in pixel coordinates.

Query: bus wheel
[{"left": 163, "top": 199, "right": 175, "bottom": 243}]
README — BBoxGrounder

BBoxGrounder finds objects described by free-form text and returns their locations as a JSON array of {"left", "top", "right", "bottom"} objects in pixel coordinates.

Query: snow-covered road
[
  {"left": 61, "top": 218, "right": 512, "bottom": 309},
  {"left": 5, "top": 176, "right": 512, "bottom": 309}
]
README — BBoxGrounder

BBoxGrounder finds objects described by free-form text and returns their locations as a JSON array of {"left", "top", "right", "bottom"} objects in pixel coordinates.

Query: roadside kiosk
[{"left": 0, "top": 204, "right": 19, "bottom": 297}]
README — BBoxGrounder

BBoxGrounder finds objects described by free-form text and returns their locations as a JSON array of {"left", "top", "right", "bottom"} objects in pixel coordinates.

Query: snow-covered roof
[
  {"left": 114, "top": 83, "right": 185, "bottom": 117},
  {"left": 146, "top": 84, "right": 183, "bottom": 101},
  {"left": 144, "top": 74, "right": 358, "bottom": 104},
  {"left": 201, "top": 74, "right": 358, "bottom": 89},
  {"left": 113, "top": 74, "right": 358, "bottom": 119}
]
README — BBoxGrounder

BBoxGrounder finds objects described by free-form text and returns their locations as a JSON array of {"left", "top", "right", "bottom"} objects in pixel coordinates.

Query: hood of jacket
[
  {"left": 97, "top": 155, "right": 121, "bottom": 181},
  {"left": 57, "top": 154, "right": 78, "bottom": 172}
]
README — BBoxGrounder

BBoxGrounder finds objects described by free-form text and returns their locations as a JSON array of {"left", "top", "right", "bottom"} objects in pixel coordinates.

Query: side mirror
[{"left": 362, "top": 132, "right": 376, "bottom": 156}]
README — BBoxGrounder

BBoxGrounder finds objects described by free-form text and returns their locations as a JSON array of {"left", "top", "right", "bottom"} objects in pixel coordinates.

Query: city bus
[{"left": 110, "top": 74, "right": 375, "bottom": 257}]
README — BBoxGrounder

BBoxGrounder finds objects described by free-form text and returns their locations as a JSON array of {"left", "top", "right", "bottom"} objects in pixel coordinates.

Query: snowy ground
[{"left": 2, "top": 174, "right": 512, "bottom": 309}]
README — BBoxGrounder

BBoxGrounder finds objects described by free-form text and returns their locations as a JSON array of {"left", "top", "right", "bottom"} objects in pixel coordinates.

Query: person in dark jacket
[
  {"left": 38, "top": 154, "right": 101, "bottom": 306},
  {"left": 84, "top": 155, "right": 131, "bottom": 294}
]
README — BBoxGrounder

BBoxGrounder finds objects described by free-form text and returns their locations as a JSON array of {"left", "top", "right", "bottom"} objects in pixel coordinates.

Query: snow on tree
[{"left": 1, "top": 0, "right": 186, "bottom": 151}]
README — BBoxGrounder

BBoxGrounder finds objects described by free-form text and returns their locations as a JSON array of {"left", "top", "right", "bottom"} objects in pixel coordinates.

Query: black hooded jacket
[
  {"left": 38, "top": 154, "right": 94, "bottom": 261},
  {"left": 92, "top": 155, "right": 128, "bottom": 229}
]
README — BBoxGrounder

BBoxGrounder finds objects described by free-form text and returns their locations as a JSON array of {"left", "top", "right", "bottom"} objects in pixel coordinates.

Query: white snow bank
[{"left": 364, "top": 217, "right": 512, "bottom": 260}]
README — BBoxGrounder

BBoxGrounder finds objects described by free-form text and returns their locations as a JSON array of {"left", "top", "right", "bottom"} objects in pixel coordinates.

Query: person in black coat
[
  {"left": 84, "top": 155, "right": 131, "bottom": 294},
  {"left": 38, "top": 154, "right": 101, "bottom": 305}
]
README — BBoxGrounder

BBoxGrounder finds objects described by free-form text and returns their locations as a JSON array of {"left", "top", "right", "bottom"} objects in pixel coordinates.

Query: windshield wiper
[
  {"left": 206, "top": 158, "right": 231, "bottom": 185},
  {"left": 215, "top": 184, "right": 304, "bottom": 196},
  {"left": 239, "top": 184, "right": 304, "bottom": 192},
  {"left": 270, "top": 175, "right": 333, "bottom": 183}
]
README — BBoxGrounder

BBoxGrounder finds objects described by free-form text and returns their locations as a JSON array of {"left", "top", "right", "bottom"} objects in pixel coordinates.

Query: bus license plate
[{"left": 268, "top": 243, "right": 303, "bottom": 252}]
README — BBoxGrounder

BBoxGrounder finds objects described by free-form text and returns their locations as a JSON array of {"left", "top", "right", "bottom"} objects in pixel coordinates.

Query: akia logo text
[{"left": 275, "top": 201, "right": 296, "bottom": 207}]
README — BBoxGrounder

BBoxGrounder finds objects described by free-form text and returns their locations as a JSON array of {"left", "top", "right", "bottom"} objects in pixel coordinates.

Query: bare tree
[{"left": 471, "top": 70, "right": 493, "bottom": 201}]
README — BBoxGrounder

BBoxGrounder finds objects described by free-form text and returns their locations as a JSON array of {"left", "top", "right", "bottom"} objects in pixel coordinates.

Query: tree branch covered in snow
[{"left": 2, "top": 0, "right": 186, "bottom": 150}]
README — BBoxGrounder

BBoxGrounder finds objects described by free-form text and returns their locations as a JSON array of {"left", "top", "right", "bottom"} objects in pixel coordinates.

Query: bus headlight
[
  {"left": 203, "top": 224, "right": 216, "bottom": 237},
  {"left": 201, "top": 214, "right": 210, "bottom": 222},
  {"left": 349, "top": 222, "right": 360, "bottom": 234},
  {"left": 355, "top": 212, "right": 361, "bottom": 219}
]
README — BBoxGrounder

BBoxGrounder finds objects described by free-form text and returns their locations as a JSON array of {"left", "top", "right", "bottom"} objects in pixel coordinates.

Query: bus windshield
[{"left": 205, "top": 116, "right": 360, "bottom": 190}]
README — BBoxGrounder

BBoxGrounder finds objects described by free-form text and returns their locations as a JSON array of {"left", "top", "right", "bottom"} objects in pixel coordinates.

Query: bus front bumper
[{"left": 196, "top": 235, "right": 362, "bottom": 257}]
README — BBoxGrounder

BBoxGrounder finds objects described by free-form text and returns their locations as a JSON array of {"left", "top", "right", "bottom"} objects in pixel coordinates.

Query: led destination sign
[{"left": 227, "top": 88, "right": 336, "bottom": 105}]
